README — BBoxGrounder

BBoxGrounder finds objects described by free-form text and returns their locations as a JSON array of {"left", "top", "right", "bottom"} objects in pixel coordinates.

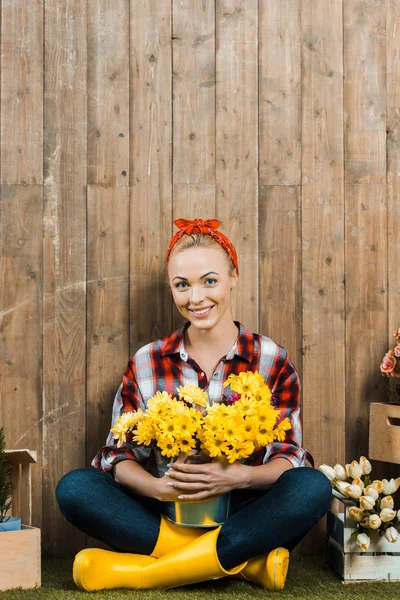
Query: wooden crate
[
  {"left": 0, "top": 525, "right": 41, "bottom": 590},
  {"left": 369, "top": 402, "right": 400, "bottom": 464},
  {"left": 0, "top": 449, "right": 41, "bottom": 590},
  {"left": 326, "top": 491, "right": 400, "bottom": 582}
]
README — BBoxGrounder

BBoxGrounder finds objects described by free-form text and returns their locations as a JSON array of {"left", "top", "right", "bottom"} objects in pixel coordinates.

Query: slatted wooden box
[
  {"left": 369, "top": 402, "right": 400, "bottom": 464},
  {"left": 0, "top": 449, "right": 41, "bottom": 591},
  {"left": 326, "top": 490, "right": 400, "bottom": 582}
]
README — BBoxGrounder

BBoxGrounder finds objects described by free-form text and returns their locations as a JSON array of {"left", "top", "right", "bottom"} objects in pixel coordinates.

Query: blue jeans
[{"left": 56, "top": 465, "right": 331, "bottom": 570}]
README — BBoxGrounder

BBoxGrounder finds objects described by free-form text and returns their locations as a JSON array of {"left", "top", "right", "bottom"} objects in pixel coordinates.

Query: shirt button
[
  {"left": 214, "top": 373, "right": 218, "bottom": 377},
  {"left": 201, "top": 372, "right": 205, "bottom": 377}
]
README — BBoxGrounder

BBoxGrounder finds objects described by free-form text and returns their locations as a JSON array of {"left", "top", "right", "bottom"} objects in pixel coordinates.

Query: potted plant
[
  {"left": 0, "top": 427, "right": 21, "bottom": 532},
  {"left": 369, "top": 328, "right": 400, "bottom": 464}
]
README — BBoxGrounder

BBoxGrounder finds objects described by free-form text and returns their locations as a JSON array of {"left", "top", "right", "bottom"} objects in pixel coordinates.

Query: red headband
[{"left": 166, "top": 218, "right": 239, "bottom": 274}]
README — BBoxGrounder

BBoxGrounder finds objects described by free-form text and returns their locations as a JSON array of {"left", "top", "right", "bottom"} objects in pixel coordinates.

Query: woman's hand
[{"left": 165, "top": 456, "right": 251, "bottom": 501}]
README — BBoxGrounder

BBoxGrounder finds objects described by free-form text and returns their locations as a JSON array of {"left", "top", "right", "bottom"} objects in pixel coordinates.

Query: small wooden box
[
  {"left": 369, "top": 402, "right": 400, "bottom": 464},
  {"left": 0, "top": 525, "right": 41, "bottom": 590},
  {"left": 326, "top": 491, "right": 400, "bottom": 582}
]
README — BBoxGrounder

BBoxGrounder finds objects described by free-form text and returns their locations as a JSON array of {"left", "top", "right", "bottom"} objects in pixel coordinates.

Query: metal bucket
[{"left": 164, "top": 493, "right": 230, "bottom": 527}]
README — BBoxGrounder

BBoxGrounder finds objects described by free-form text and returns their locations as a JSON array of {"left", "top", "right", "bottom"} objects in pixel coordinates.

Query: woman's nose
[{"left": 190, "top": 285, "right": 205, "bottom": 304}]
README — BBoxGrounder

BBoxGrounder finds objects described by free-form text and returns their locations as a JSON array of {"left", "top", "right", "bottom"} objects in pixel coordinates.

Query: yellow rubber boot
[
  {"left": 240, "top": 547, "right": 289, "bottom": 591},
  {"left": 73, "top": 526, "right": 247, "bottom": 591},
  {"left": 150, "top": 515, "right": 206, "bottom": 557}
]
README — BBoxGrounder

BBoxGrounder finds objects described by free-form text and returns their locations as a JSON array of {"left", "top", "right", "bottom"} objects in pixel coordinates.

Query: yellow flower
[
  {"left": 224, "top": 371, "right": 266, "bottom": 397},
  {"left": 202, "top": 432, "right": 230, "bottom": 458},
  {"left": 177, "top": 384, "right": 209, "bottom": 408},
  {"left": 274, "top": 417, "right": 292, "bottom": 442},
  {"left": 133, "top": 418, "right": 156, "bottom": 446},
  {"left": 110, "top": 410, "right": 143, "bottom": 447},
  {"left": 225, "top": 440, "right": 255, "bottom": 463},
  {"left": 176, "top": 435, "right": 197, "bottom": 454},
  {"left": 157, "top": 436, "right": 180, "bottom": 458}
]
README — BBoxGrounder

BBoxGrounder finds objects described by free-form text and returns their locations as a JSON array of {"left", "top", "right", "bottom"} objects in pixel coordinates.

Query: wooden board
[
  {"left": 43, "top": 0, "right": 87, "bottom": 557},
  {"left": 259, "top": 185, "right": 302, "bottom": 381},
  {"left": 172, "top": 0, "right": 215, "bottom": 185},
  {"left": 86, "top": 186, "right": 130, "bottom": 466},
  {"left": 301, "top": 0, "right": 345, "bottom": 467},
  {"left": 344, "top": 0, "right": 386, "bottom": 183},
  {"left": 369, "top": 402, "right": 400, "bottom": 464},
  {"left": 345, "top": 185, "right": 387, "bottom": 460},
  {"left": 0, "top": 186, "right": 43, "bottom": 529},
  {"left": 130, "top": 1, "right": 173, "bottom": 353},
  {"left": 216, "top": 0, "right": 258, "bottom": 333},
  {"left": 0, "top": 525, "right": 41, "bottom": 590},
  {"left": 259, "top": 0, "right": 301, "bottom": 185},
  {"left": 87, "top": 0, "right": 129, "bottom": 186},
  {"left": 0, "top": 0, "right": 43, "bottom": 184}
]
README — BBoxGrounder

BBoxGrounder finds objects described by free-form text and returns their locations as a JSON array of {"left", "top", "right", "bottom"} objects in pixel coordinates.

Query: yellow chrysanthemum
[
  {"left": 225, "top": 440, "right": 255, "bottom": 463},
  {"left": 274, "top": 417, "right": 292, "bottom": 442},
  {"left": 157, "top": 436, "right": 180, "bottom": 458},
  {"left": 133, "top": 418, "right": 156, "bottom": 446},
  {"left": 202, "top": 432, "right": 230, "bottom": 458},
  {"left": 224, "top": 370, "right": 266, "bottom": 397},
  {"left": 111, "top": 410, "right": 143, "bottom": 447},
  {"left": 177, "top": 385, "right": 209, "bottom": 408}
]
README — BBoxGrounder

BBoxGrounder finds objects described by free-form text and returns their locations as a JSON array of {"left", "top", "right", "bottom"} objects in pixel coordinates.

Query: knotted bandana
[{"left": 166, "top": 218, "right": 239, "bottom": 273}]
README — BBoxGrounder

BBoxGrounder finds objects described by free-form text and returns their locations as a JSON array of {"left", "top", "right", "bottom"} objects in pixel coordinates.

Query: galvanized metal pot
[{"left": 164, "top": 492, "right": 230, "bottom": 527}]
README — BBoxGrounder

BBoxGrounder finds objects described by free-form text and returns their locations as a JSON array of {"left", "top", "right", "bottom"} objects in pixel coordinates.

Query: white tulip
[
  {"left": 398, "top": 509, "right": 400, "bottom": 521},
  {"left": 349, "top": 460, "right": 362, "bottom": 479},
  {"left": 345, "top": 464, "right": 352, "bottom": 478},
  {"left": 385, "top": 527, "right": 398, "bottom": 543},
  {"left": 333, "top": 463, "right": 347, "bottom": 481},
  {"left": 360, "top": 496, "right": 376, "bottom": 511},
  {"left": 382, "top": 479, "right": 396, "bottom": 495},
  {"left": 356, "top": 533, "right": 370, "bottom": 552},
  {"left": 381, "top": 496, "right": 394, "bottom": 510},
  {"left": 364, "top": 485, "right": 379, "bottom": 501},
  {"left": 360, "top": 517, "right": 370, "bottom": 528},
  {"left": 395, "top": 478, "right": 400, "bottom": 493},
  {"left": 352, "top": 477, "right": 364, "bottom": 490},
  {"left": 372, "top": 480, "right": 383, "bottom": 494},
  {"left": 380, "top": 508, "right": 396, "bottom": 523},
  {"left": 347, "top": 484, "right": 363, "bottom": 499},
  {"left": 319, "top": 464, "right": 336, "bottom": 481},
  {"left": 359, "top": 456, "right": 372, "bottom": 475},
  {"left": 336, "top": 481, "right": 351, "bottom": 496},
  {"left": 348, "top": 507, "right": 365, "bottom": 522},
  {"left": 368, "top": 514, "right": 381, "bottom": 529}
]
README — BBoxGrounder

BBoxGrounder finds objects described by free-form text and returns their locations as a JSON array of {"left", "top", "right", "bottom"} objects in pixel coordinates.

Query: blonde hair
[{"left": 168, "top": 233, "right": 237, "bottom": 276}]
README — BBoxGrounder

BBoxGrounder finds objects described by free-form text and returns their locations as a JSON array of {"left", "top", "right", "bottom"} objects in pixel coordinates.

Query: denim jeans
[{"left": 56, "top": 465, "right": 332, "bottom": 570}]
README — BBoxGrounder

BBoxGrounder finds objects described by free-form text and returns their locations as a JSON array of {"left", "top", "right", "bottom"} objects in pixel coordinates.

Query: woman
[{"left": 56, "top": 218, "right": 332, "bottom": 591}]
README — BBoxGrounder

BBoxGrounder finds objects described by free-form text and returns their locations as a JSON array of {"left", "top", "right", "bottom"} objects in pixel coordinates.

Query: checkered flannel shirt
[{"left": 92, "top": 321, "right": 314, "bottom": 476}]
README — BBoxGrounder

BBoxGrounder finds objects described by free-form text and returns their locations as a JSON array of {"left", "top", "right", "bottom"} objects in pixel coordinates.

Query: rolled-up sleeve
[
  {"left": 91, "top": 361, "right": 152, "bottom": 473},
  {"left": 263, "top": 352, "right": 314, "bottom": 468}
]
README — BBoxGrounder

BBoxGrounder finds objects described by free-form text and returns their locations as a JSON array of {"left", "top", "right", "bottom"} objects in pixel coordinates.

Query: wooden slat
[
  {"left": 259, "top": 185, "right": 302, "bottom": 380},
  {"left": 172, "top": 0, "right": 215, "bottom": 185},
  {"left": 0, "top": 185, "right": 43, "bottom": 529},
  {"left": 86, "top": 186, "right": 130, "bottom": 466},
  {"left": 43, "top": 0, "right": 87, "bottom": 557},
  {"left": 171, "top": 184, "right": 216, "bottom": 330},
  {"left": 301, "top": 0, "right": 345, "bottom": 467},
  {"left": 259, "top": 0, "right": 301, "bottom": 185},
  {"left": 345, "top": 184, "right": 387, "bottom": 460},
  {"left": 130, "top": 1, "right": 173, "bottom": 353},
  {"left": 87, "top": 0, "right": 129, "bottom": 186},
  {"left": 216, "top": 0, "right": 258, "bottom": 332},
  {"left": 344, "top": 0, "right": 386, "bottom": 183},
  {"left": 0, "top": 0, "right": 43, "bottom": 184}
]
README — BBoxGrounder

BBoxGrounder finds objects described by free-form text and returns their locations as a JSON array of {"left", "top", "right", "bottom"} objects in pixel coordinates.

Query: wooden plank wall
[{"left": 0, "top": 0, "right": 399, "bottom": 558}]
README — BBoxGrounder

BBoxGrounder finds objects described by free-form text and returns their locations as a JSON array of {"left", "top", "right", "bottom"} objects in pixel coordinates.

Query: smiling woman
[{"left": 55, "top": 218, "right": 332, "bottom": 593}]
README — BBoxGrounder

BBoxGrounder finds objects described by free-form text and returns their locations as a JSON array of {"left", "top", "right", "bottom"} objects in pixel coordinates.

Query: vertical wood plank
[
  {"left": 171, "top": 184, "right": 216, "bottom": 330},
  {"left": 172, "top": 0, "right": 215, "bottom": 185},
  {"left": 301, "top": 0, "right": 345, "bottom": 467},
  {"left": 387, "top": 0, "right": 400, "bottom": 347},
  {"left": 259, "top": 0, "right": 301, "bottom": 185},
  {"left": 130, "top": 1, "right": 173, "bottom": 353},
  {"left": 87, "top": 0, "right": 129, "bottom": 186},
  {"left": 259, "top": 185, "right": 302, "bottom": 381},
  {"left": 86, "top": 186, "right": 130, "bottom": 468},
  {"left": 344, "top": 0, "right": 386, "bottom": 183},
  {"left": 0, "top": 185, "right": 43, "bottom": 528},
  {"left": 216, "top": 0, "right": 258, "bottom": 332},
  {"left": 345, "top": 184, "right": 387, "bottom": 460},
  {"left": 0, "top": 0, "right": 43, "bottom": 184},
  {"left": 43, "top": 0, "right": 87, "bottom": 557}
]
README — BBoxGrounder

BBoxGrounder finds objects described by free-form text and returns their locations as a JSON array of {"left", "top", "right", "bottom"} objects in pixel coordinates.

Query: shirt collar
[{"left": 161, "top": 321, "right": 255, "bottom": 363}]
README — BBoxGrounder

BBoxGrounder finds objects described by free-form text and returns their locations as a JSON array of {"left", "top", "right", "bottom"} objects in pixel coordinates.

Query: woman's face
[{"left": 167, "top": 245, "right": 238, "bottom": 331}]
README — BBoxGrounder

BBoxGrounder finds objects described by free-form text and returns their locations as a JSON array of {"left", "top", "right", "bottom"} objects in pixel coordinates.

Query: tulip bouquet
[
  {"left": 320, "top": 457, "right": 400, "bottom": 552},
  {"left": 380, "top": 328, "right": 400, "bottom": 402},
  {"left": 111, "top": 371, "right": 291, "bottom": 464}
]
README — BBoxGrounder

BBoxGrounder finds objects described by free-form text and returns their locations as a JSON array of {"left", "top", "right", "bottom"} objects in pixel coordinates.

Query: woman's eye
[
  {"left": 205, "top": 278, "right": 217, "bottom": 285},
  {"left": 175, "top": 281, "right": 188, "bottom": 290}
]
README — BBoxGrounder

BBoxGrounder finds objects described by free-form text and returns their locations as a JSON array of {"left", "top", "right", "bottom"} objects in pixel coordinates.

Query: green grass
[{"left": 1, "top": 554, "right": 399, "bottom": 599}]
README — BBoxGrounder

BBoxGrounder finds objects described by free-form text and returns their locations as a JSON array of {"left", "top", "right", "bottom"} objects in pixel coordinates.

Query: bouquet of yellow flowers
[
  {"left": 111, "top": 371, "right": 291, "bottom": 464},
  {"left": 320, "top": 457, "right": 400, "bottom": 551}
]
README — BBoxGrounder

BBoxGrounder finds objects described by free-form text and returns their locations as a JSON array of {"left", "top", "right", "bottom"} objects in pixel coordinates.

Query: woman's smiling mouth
[{"left": 188, "top": 306, "right": 214, "bottom": 318}]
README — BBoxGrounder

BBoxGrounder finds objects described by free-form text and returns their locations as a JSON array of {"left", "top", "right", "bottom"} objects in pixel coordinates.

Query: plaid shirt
[{"left": 92, "top": 322, "right": 314, "bottom": 477}]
